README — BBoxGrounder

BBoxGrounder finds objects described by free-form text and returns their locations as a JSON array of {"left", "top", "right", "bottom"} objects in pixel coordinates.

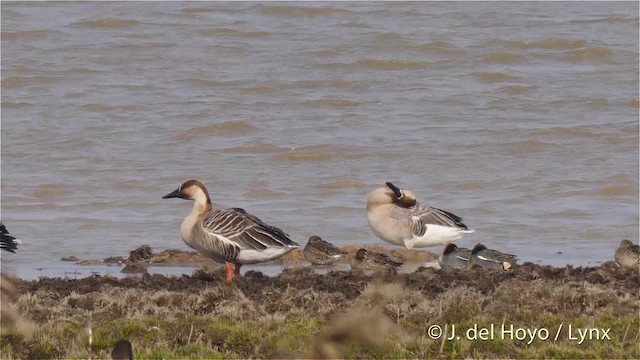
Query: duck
[
  {"left": 163, "top": 179, "right": 300, "bottom": 282},
  {"left": 111, "top": 339, "right": 133, "bottom": 360},
  {"left": 614, "top": 239, "right": 639, "bottom": 271},
  {"left": 366, "top": 182, "right": 474, "bottom": 249},
  {"left": 303, "top": 235, "right": 346, "bottom": 265},
  {"left": 469, "top": 243, "right": 516, "bottom": 270},
  {"left": 0, "top": 222, "right": 22, "bottom": 253},
  {"left": 351, "top": 248, "right": 403, "bottom": 274},
  {"left": 438, "top": 243, "right": 471, "bottom": 269}
]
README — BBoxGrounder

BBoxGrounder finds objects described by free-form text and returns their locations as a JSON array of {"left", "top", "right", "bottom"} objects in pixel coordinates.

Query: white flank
[
  {"left": 409, "top": 225, "right": 475, "bottom": 249},
  {"left": 237, "top": 246, "right": 296, "bottom": 264}
]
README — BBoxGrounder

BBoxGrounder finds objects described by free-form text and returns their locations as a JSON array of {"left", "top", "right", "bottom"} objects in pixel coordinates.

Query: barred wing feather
[
  {"left": 201, "top": 208, "right": 298, "bottom": 251},
  {"left": 390, "top": 203, "right": 469, "bottom": 231}
]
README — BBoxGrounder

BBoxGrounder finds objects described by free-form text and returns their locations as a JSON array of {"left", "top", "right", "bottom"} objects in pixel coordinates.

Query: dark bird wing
[
  {"left": 454, "top": 247, "right": 472, "bottom": 261},
  {"left": 0, "top": 223, "right": 20, "bottom": 253},
  {"left": 482, "top": 248, "right": 517, "bottom": 261}
]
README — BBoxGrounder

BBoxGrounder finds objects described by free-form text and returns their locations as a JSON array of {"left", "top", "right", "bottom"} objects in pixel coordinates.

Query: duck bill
[
  {"left": 385, "top": 182, "right": 403, "bottom": 198},
  {"left": 162, "top": 188, "right": 182, "bottom": 199}
]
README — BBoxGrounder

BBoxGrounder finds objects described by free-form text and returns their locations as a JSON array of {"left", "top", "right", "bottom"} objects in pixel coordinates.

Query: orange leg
[
  {"left": 225, "top": 262, "right": 234, "bottom": 282},
  {"left": 233, "top": 264, "right": 241, "bottom": 278}
]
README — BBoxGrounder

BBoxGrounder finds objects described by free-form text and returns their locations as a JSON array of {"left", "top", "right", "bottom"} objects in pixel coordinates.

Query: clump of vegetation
[{"left": 1, "top": 261, "right": 638, "bottom": 359}]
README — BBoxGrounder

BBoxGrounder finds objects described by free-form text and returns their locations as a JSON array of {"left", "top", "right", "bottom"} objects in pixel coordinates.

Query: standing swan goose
[
  {"left": 366, "top": 182, "right": 474, "bottom": 249},
  {"left": 163, "top": 180, "right": 300, "bottom": 282}
]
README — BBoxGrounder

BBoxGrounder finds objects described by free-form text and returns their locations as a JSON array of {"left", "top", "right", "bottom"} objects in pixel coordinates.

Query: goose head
[
  {"left": 368, "top": 181, "right": 417, "bottom": 210},
  {"left": 162, "top": 179, "right": 211, "bottom": 207},
  {"left": 384, "top": 182, "right": 417, "bottom": 207}
]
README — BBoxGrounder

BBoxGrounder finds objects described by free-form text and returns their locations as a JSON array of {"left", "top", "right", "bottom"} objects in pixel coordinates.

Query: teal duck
[
  {"left": 303, "top": 235, "right": 346, "bottom": 265},
  {"left": 469, "top": 243, "right": 516, "bottom": 270}
]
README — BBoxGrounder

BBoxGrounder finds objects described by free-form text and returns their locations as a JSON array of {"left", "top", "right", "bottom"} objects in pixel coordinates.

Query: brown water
[{"left": 1, "top": 2, "right": 638, "bottom": 277}]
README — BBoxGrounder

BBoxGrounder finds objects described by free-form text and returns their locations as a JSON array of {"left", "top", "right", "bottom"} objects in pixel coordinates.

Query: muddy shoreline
[
  {"left": 1, "top": 246, "right": 639, "bottom": 359},
  {"left": 61, "top": 244, "right": 440, "bottom": 269},
  {"left": 7, "top": 259, "right": 639, "bottom": 299}
]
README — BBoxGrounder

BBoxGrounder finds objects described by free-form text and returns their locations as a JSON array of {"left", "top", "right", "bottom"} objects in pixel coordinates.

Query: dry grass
[
  {"left": 0, "top": 276, "right": 35, "bottom": 342},
  {"left": 1, "top": 263, "right": 638, "bottom": 359}
]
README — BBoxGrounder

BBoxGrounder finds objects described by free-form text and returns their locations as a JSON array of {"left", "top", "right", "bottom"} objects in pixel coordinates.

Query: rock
[
  {"left": 121, "top": 261, "right": 148, "bottom": 274},
  {"left": 128, "top": 245, "right": 153, "bottom": 262},
  {"left": 147, "top": 249, "right": 213, "bottom": 267},
  {"left": 76, "top": 259, "right": 101, "bottom": 266},
  {"left": 61, "top": 256, "right": 79, "bottom": 262},
  {"left": 104, "top": 256, "right": 126, "bottom": 264}
]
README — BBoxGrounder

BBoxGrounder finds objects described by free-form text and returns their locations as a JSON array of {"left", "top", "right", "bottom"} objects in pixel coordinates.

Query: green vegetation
[{"left": 1, "top": 263, "right": 638, "bottom": 359}]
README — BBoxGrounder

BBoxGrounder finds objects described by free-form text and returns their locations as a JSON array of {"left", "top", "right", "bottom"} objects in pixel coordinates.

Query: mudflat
[{"left": 1, "top": 250, "right": 638, "bottom": 359}]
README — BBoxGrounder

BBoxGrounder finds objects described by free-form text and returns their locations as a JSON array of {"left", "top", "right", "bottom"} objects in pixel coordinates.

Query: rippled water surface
[{"left": 1, "top": 2, "right": 638, "bottom": 276}]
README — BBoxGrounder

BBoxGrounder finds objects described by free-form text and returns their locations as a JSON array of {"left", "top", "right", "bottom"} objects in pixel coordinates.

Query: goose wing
[
  {"left": 0, "top": 237, "right": 18, "bottom": 253},
  {"left": 201, "top": 208, "right": 299, "bottom": 251},
  {"left": 390, "top": 203, "right": 469, "bottom": 230}
]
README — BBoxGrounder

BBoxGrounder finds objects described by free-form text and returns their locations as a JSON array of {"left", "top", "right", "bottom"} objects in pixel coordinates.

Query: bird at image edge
[
  {"left": 0, "top": 222, "right": 22, "bottom": 253},
  {"left": 163, "top": 179, "right": 299, "bottom": 282},
  {"left": 614, "top": 239, "right": 639, "bottom": 271}
]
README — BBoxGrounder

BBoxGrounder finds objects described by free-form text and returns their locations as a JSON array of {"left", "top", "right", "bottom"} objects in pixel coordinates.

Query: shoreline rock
[{"left": 66, "top": 244, "right": 440, "bottom": 268}]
